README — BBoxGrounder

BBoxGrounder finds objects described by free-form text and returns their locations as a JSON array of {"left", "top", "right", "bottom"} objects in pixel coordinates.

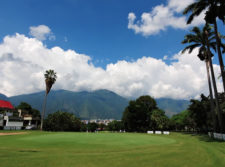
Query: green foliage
[
  {"left": 16, "top": 102, "right": 40, "bottom": 118},
  {"left": 183, "top": 0, "right": 225, "bottom": 24},
  {"left": 150, "top": 109, "right": 169, "bottom": 130},
  {"left": 10, "top": 90, "right": 129, "bottom": 120},
  {"left": 98, "top": 123, "right": 106, "bottom": 131},
  {"left": 170, "top": 110, "right": 191, "bottom": 131},
  {"left": 170, "top": 94, "right": 216, "bottom": 132},
  {"left": 87, "top": 122, "right": 98, "bottom": 132},
  {"left": 8, "top": 90, "right": 190, "bottom": 119},
  {"left": 188, "top": 94, "right": 211, "bottom": 132},
  {"left": 122, "top": 95, "right": 165, "bottom": 132},
  {"left": 107, "top": 120, "right": 124, "bottom": 131},
  {"left": 43, "top": 111, "right": 82, "bottom": 131},
  {"left": 181, "top": 24, "right": 216, "bottom": 60},
  {"left": 16, "top": 102, "right": 32, "bottom": 111}
]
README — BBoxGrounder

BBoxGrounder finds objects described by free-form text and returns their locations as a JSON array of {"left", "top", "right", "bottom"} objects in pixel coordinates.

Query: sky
[{"left": 0, "top": 0, "right": 224, "bottom": 99}]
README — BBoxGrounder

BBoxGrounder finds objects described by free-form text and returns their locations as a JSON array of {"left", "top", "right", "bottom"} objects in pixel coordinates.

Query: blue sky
[
  {"left": 0, "top": 0, "right": 224, "bottom": 99},
  {"left": 0, "top": 0, "right": 199, "bottom": 66}
]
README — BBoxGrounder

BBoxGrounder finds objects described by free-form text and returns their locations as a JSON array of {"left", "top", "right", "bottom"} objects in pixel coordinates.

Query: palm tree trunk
[
  {"left": 40, "top": 92, "right": 47, "bottom": 130},
  {"left": 205, "top": 60, "right": 216, "bottom": 131},
  {"left": 213, "top": 20, "right": 225, "bottom": 92},
  {"left": 208, "top": 57, "right": 224, "bottom": 132},
  {"left": 205, "top": 29, "right": 224, "bottom": 133}
]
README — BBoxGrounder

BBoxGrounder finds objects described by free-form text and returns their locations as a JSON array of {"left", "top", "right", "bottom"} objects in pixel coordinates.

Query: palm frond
[
  {"left": 183, "top": 3, "right": 197, "bottom": 15},
  {"left": 182, "top": 44, "right": 201, "bottom": 54},
  {"left": 184, "top": 0, "right": 209, "bottom": 24}
]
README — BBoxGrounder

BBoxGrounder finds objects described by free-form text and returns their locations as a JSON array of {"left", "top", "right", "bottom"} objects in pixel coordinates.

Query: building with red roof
[
  {"left": 0, "top": 100, "right": 14, "bottom": 110},
  {"left": 0, "top": 100, "right": 40, "bottom": 130}
]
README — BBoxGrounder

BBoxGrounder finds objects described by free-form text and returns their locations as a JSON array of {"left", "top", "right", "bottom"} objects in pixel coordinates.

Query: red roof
[{"left": 0, "top": 100, "right": 14, "bottom": 109}]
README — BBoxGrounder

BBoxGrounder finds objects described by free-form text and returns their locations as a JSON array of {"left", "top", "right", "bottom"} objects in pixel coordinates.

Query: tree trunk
[
  {"left": 208, "top": 57, "right": 224, "bottom": 132},
  {"left": 40, "top": 92, "right": 47, "bottom": 131},
  {"left": 205, "top": 28, "right": 224, "bottom": 133},
  {"left": 213, "top": 19, "right": 225, "bottom": 92},
  {"left": 205, "top": 59, "right": 217, "bottom": 131}
]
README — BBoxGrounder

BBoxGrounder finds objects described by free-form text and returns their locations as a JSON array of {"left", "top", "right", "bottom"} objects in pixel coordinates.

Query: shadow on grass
[
  {"left": 180, "top": 132, "right": 224, "bottom": 143},
  {"left": 19, "top": 150, "right": 40, "bottom": 153}
]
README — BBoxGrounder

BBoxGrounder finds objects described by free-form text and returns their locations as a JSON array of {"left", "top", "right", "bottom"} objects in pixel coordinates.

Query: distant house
[
  {"left": 0, "top": 100, "right": 40, "bottom": 130},
  {"left": 0, "top": 100, "right": 14, "bottom": 111},
  {"left": 0, "top": 100, "right": 22, "bottom": 130}
]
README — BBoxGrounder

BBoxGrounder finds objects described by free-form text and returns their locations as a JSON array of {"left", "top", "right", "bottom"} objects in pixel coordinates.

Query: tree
[
  {"left": 170, "top": 110, "right": 191, "bottom": 131},
  {"left": 41, "top": 69, "right": 57, "bottom": 130},
  {"left": 181, "top": 24, "right": 218, "bottom": 131},
  {"left": 107, "top": 120, "right": 124, "bottom": 131},
  {"left": 183, "top": 0, "right": 225, "bottom": 92},
  {"left": 188, "top": 94, "right": 212, "bottom": 132},
  {"left": 16, "top": 102, "right": 40, "bottom": 118},
  {"left": 43, "top": 111, "right": 82, "bottom": 131},
  {"left": 87, "top": 122, "right": 98, "bottom": 132},
  {"left": 188, "top": 99, "right": 207, "bottom": 132},
  {"left": 150, "top": 109, "right": 169, "bottom": 131},
  {"left": 122, "top": 95, "right": 158, "bottom": 132}
]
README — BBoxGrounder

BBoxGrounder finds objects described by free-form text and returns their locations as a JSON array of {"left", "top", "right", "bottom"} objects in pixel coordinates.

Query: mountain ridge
[{"left": 0, "top": 89, "right": 189, "bottom": 119}]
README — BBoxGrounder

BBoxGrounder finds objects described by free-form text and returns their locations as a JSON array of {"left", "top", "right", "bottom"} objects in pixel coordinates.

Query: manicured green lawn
[{"left": 0, "top": 131, "right": 224, "bottom": 167}]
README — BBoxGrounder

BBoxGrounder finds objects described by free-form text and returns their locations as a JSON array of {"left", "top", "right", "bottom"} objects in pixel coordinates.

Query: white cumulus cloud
[
  {"left": 128, "top": 0, "right": 205, "bottom": 36},
  {"left": 29, "top": 25, "right": 55, "bottom": 41},
  {"left": 0, "top": 33, "right": 222, "bottom": 99}
]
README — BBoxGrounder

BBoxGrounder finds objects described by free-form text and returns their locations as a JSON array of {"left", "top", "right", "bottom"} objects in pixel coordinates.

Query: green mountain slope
[
  {"left": 156, "top": 98, "right": 189, "bottom": 117},
  {"left": 5, "top": 90, "right": 189, "bottom": 119},
  {"left": 9, "top": 90, "right": 129, "bottom": 119}
]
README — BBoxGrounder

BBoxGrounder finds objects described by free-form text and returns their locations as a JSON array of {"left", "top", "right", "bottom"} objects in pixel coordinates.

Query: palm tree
[
  {"left": 183, "top": 0, "right": 225, "bottom": 92},
  {"left": 205, "top": 31, "right": 224, "bottom": 132},
  {"left": 181, "top": 25, "right": 218, "bottom": 131},
  {"left": 40, "top": 69, "right": 57, "bottom": 130}
]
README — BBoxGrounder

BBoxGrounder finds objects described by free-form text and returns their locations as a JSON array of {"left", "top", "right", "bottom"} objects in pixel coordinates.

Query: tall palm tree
[
  {"left": 181, "top": 25, "right": 218, "bottom": 131},
  {"left": 205, "top": 31, "right": 224, "bottom": 132},
  {"left": 40, "top": 69, "right": 57, "bottom": 130},
  {"left": 183, "top": 0, "right": 225, "bottom": 92}
]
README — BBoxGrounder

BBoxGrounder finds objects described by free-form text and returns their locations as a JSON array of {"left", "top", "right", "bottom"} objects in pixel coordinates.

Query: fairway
[{"left": 0, "top": 132, "right": 224, "bottom": 167}]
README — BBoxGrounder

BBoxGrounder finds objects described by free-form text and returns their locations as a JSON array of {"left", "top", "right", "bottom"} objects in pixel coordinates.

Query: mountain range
[{"left": 0, "top": 89, "right": 189, "bottom": 119}]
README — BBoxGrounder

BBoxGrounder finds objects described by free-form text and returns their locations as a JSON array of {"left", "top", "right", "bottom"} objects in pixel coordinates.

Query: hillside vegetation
[{"left": 0, "top": 90, "right": 189, "bottom": 119}]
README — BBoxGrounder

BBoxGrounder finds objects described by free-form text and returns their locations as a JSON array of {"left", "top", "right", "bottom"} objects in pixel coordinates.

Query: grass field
[{"left": 0, "top": 131, "right": 224, "bottom": 167}]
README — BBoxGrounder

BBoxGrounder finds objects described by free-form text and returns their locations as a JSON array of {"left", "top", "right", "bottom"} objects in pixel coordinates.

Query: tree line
[{"left": 38, "top": 94, "right": 224, "bottom": 133}]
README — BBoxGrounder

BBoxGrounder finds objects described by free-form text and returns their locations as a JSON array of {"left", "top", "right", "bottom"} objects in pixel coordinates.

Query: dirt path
[{"left": 0, "top": 132, "right": 28, "bottom": 136}]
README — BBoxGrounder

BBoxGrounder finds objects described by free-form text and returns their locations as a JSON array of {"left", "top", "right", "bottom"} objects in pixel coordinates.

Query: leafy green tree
[
  {"left": 170, "top": 110, "right": 192, "bottom": 131},
  {"left": 43, "top": 111, "right": 81, "bottom": 131},
  {"left": 150, "top": 109, "right": 169, "bottom": 130},
  {"left": 87, "top": 122, "right": 98, "bottom": 132},
  {"left": 170, "top": 95, "right": 221, "bottom": 132},
  {"left": 41, "top": 69, "right": 57, "bottom": 130},
  {"left": 107, "top": 120, "right": 124, "bottom": 131},
  {"left": 30, "top": 108, "right": 41, "bottom": 118},
  {"left": 188, "top": 94, "right": 212, "bottom": 132},
  {"left": 188, "top": 100, "right": 207, "bottom": 131},
  {"left": 17, "top": 102, "right": 32, "bottom": 111},
  {"left": 98, "top": 123, "right": 106, "bottom": 131},
  {"left": 16, "top": 102, "right": 40, "bottom": 118},
  {"left": 122, "top": 95, "right": 157, "bottom": 132},
  {"left": 80, "top": 122, "right": 87, "bottom": 132}
]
